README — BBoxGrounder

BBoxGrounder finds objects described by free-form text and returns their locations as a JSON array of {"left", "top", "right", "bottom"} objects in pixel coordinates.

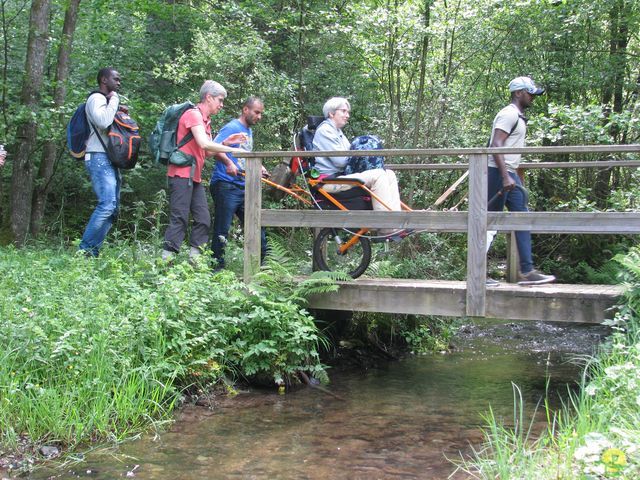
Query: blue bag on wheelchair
[{"left": 344, "top": 135, "right": 385, "bottom": 175}]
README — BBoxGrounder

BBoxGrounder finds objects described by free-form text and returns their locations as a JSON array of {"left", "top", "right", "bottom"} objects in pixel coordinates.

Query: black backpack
[
  {"left": 290, "top": 115, "right": 324, "bottom": 175},
  {"left": 67, "top": 92, "right": 141, "bottom": 169},
  {"left": 103, "top": 111, "right": 141, "bottom": 169}
]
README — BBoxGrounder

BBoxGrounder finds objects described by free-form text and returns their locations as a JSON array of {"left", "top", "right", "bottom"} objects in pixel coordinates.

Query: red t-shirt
[{"left": 167, "top": 105, "right": 211, "bottom": 183}]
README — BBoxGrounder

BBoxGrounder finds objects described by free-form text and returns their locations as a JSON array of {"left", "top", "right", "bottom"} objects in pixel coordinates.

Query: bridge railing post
[
  {"left": 466, "top": 154, "right": 488, "bottom": 317},
  {"left": 244, "top": 157, "right": 262, "bottom": 283},
  {"left": 506, "top": 232, "right": 519, "bottom": 282}
]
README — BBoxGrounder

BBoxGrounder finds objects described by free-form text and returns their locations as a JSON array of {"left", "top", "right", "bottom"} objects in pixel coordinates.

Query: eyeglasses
[{"left": 335, "top": 108, "right": 350, "bottom": 114}]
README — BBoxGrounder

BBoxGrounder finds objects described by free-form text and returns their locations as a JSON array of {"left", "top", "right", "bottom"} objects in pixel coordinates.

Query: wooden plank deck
[{"left": 306, "top": 279, "right": 624, "bottom": 324}]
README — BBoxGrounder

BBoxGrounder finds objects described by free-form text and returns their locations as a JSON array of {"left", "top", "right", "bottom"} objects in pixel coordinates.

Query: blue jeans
[
  {"left": 487, "top": 167, "right": 533, "bottom": 274},
  {"left": 79, "top": 152, "right": 120, "bottom": 256},
  {"left": 210, "top": 181, "right": 267, "bottom": 268}
]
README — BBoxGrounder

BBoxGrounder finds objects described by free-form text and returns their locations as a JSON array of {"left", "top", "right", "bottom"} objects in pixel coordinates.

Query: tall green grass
[
  {"left": 454, "top": 246, "right": 640, "bottom": 479},
  {"left": 0, "top": 244, "right": 328, "bottom": 457}
]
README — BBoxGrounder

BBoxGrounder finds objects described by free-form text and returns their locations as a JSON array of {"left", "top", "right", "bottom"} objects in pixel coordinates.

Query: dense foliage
[
  {"left": 0, "top": 244, "right": 328, "bottom": 453},
  {"left": 0, "top": 0, "right": 637, "bottom": 279}
]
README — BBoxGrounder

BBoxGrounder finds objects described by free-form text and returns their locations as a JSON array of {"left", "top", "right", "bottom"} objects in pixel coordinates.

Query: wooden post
[
  {"left": 312, "top": 227, "right": 322, "bottom": 272},
  {"left": 506, "top": 232, "right": 519, "bottom": 283},
  {"left": 244, "top": 157, "right": 262, "bottom": 283},
  {"left": 466, "top": 154, "right": 487, "bottom": 317}
]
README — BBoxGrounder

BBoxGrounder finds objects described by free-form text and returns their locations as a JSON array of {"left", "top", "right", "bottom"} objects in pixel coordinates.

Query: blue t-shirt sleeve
[
  {"left": 210, "top": 119, "right": 251, "bottom": 186},
  {"left": 214, "top": 121, "right": 243, "bottom": 145}
]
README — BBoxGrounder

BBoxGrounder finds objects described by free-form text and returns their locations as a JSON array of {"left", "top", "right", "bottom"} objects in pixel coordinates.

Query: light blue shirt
[{"left": 210, "top": 119, "right": 252, "bottom": 187}]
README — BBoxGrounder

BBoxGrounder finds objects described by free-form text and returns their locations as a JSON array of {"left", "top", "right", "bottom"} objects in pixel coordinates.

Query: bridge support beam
[
  {"left": 307, "top": 279, "right": 622, "bottom": 324},
  {"left": 466, "top": 154, "right": 488, "bottom": 316},
  {"left": 244, "top": 157, "right": 263, "bottom": 283}
]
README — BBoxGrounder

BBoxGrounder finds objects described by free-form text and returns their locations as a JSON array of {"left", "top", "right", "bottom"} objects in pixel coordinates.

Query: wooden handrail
[
  {"left": 257, "top": 210, "right": 640, "bottom": 233},
  {"left": 242, "top": 144, "right": 640, "bottom": 159},
  {"left": 390, "top": 160, "right": 640, "bottom": 170},
  {"left": 242, "top": 145, "right": 640, "bottom": 316}
]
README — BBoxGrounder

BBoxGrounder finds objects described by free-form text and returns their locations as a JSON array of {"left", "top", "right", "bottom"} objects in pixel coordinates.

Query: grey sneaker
[
  {"left": 486, "top": 277, "right": 500, "bottom": 287},
  {"left": 161, "top": 249, "right": 175, "bottom": 262},
  {"left": 517, "top": 270, "right": 556, "bottom": 286}
]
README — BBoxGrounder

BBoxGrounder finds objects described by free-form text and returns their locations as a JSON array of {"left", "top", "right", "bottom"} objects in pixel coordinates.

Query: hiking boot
[
  {"left": 486, "top": 277, "right": 500, "bottom": 287},
  {"left": 517, "top": 270, "right": 556, "bottom": 286},
  {"left": 188, "top": 246, "right": 203, "bottom": 266}
]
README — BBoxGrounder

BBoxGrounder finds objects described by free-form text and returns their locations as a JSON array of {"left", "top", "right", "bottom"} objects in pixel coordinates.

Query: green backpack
[{"left": 148, "top": 101, "right": 197, "bottom": 166}]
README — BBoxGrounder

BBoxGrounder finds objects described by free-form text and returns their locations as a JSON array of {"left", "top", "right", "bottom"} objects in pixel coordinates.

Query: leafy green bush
[{"left": 0, "top": 245, "right": 326, "bottom": 451}]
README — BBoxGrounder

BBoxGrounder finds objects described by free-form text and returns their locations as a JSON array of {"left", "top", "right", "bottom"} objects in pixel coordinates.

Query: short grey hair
[
  {"left": 199, "top": 80, "right": 227, "bottom": 102},
  {"left": 323, "top": 97, "right": 350, "bottom": 118}
]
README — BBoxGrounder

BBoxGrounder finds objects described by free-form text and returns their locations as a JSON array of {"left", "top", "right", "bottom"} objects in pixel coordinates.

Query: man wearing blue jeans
[
  {"left": 210, "top": 97, "right": 268, "bottom": 270},
  {"left": 79, "top": 68, "right": 122, "bottom": 257},
  {"left": 487, "top": 76, "right": 555, "bottom": 286}
]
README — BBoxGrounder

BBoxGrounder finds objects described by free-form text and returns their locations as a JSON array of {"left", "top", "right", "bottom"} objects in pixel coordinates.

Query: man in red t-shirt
[{"left": 162, "top": 80, "right": 246, "bottom": 262}]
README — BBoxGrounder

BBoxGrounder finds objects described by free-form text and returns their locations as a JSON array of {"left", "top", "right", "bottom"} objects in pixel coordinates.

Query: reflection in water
[{"left": 28, "top": 321, "right": 608, "bottom": 480}]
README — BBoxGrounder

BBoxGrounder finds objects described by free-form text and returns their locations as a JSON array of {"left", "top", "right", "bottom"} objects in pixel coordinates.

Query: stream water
[{"left": 28, "top": 320, "right": 609, "bottom": 480}]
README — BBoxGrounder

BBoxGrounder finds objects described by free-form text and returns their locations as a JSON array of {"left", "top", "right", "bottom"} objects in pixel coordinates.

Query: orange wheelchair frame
[{"left": 260, "top": 156, "right": 413, "bottom": 278}]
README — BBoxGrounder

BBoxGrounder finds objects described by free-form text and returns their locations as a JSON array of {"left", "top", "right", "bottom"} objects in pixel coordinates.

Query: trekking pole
[
  {"left": 487, "top": 184, "right": 528, "bottom": 209},
  {"left": 487, "top": 189, "right": 504, "bottom": 208}
]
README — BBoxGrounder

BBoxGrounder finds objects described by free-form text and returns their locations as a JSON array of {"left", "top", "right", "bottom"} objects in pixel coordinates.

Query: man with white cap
[{"left": 486, "top": 76, "right": 555, "bottom": 286}]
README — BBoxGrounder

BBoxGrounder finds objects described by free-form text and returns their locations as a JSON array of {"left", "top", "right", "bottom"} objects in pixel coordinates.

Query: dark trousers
[
  {"left": 163, "top": 177, "right": 210, "bottom": 252},
  {"left": 210, "top": 181, "right": 267, "bottom": 268},
  {"left": 487, "top": 167, "right": 533, "bottom": 274}
]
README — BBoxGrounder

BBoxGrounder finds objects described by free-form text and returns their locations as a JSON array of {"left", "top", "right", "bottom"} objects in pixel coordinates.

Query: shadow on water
[{"left": 28, "top": 320, "right": 609, "bottom": 480}]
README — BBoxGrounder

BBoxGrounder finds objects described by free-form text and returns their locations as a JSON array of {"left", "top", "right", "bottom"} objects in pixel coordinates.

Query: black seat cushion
[{"left": 313, "top": 186, "right": 372, "bottom": 210}]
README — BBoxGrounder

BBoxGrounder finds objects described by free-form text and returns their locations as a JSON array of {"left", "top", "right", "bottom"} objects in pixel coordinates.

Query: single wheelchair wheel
[{"left": 313, "top": 227, "right": 372, "bottom": 279}]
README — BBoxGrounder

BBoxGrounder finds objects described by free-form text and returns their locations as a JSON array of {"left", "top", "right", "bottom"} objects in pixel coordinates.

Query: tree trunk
[
  {"left": 412, "top": 0, "right": 432, "bottom": 147},
  {"left": 593, "top": 0, "right": 629, "bottom": 208},
  {"left": 385, "top": 10, "right": 396, "bottom": 142},
  {"left": 296, "top": 0, "right": 305, "bottom": 120},
  {"left": 9, "top": 0, "right": 50, "bottom": 245},
  {"left": 30, "top": 0, "right": 81, "bottom": 237},
  {"left": 0, "top": 0, "right": 29, "bottom": 223}
]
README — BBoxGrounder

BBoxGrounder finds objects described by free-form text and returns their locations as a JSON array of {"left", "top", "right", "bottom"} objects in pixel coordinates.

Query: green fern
[
  {"left": 365, "top": 259, "right": 401, "bottom": 277},
  {"left": 250, "top": 238, "right": 345, "bottom": 303},
  {"left": 615, "top": 247, "right": 640, "bottom": 321}
]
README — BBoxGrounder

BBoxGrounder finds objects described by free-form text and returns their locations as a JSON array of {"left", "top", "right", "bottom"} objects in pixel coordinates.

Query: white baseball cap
[{"left": 508, "top": 76, "right": 545, "bottom": 95}]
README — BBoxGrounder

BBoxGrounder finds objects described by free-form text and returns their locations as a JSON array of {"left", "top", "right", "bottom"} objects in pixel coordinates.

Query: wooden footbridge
[{"left": 241, "top": 145, "right": 640, "bottom": 324}]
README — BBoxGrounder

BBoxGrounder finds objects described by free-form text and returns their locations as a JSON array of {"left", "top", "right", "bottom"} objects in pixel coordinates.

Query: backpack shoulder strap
[
  {"left": 176, "top": 106, "right": 200, "bottom": 149},
  {"left": 508, "top": 114, "right": 527, "bottom": 137},
  {"left": 487, "top": 107, "right": 526, "bottom": 147}
]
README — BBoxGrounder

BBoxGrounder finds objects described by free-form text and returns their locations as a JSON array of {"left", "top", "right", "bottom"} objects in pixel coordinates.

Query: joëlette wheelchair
[{"left": 263, "top": 116, "right": 413, "bottom": 278}]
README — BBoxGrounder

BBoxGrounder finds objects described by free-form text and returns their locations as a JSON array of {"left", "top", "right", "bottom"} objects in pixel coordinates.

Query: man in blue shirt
[{"left": 210, "top": 96, "right": 268, "bottom": 270}]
